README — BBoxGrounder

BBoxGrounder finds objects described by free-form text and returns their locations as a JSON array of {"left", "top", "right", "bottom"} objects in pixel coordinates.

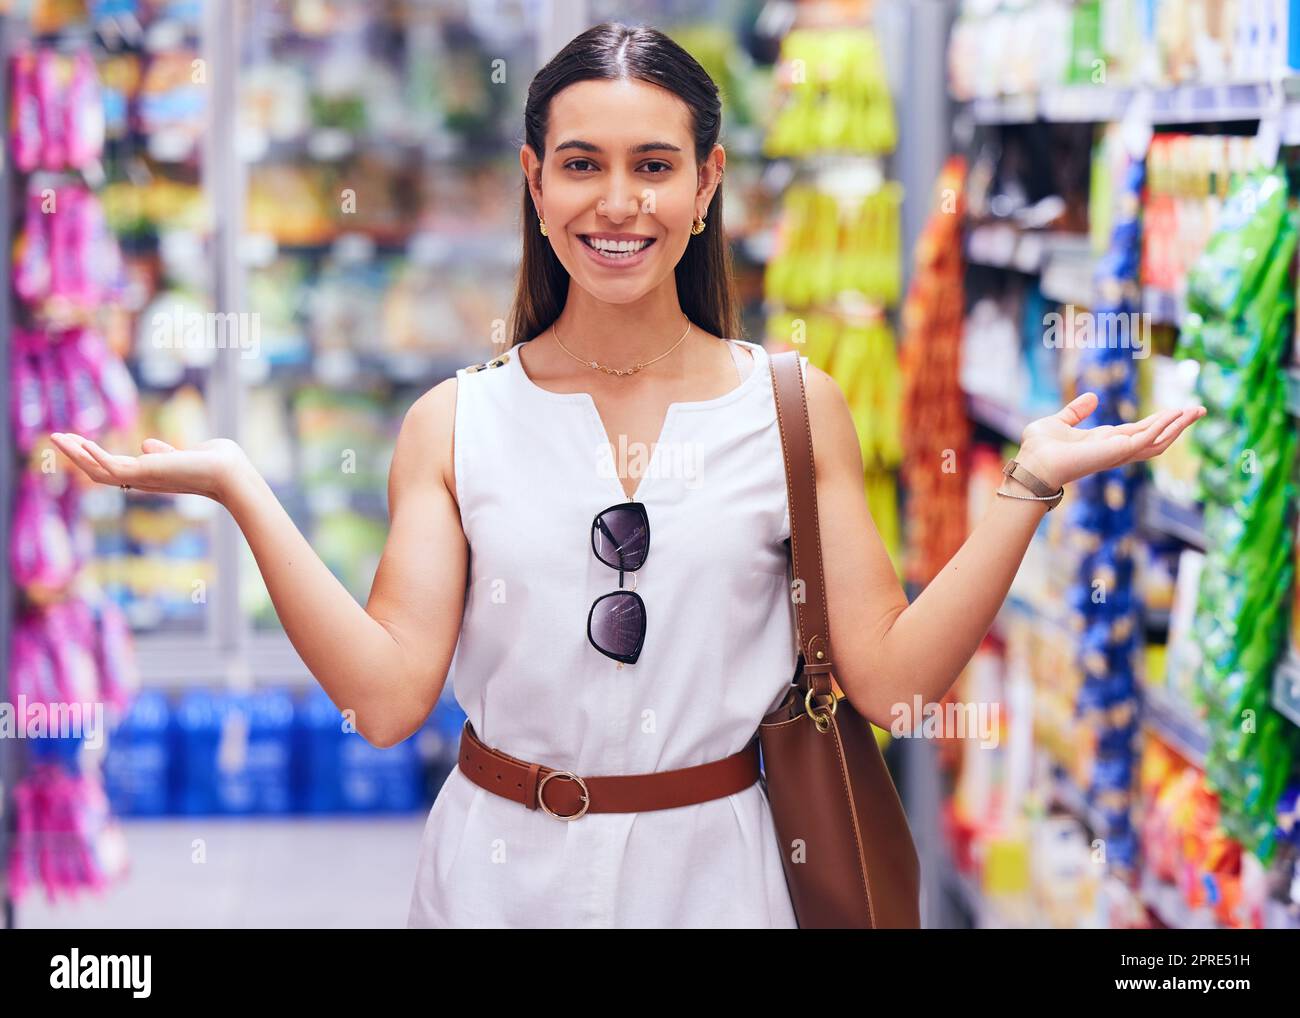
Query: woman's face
[{"left": 522, "top": 77, "right": 724, "bottom": 304}]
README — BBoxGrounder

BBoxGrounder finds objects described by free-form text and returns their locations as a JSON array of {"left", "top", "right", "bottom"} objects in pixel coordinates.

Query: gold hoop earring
[
  {"left": 538, "top": 217, "right": 548, "bottom": 237},
  {"left": 691, "top": 215, "right": 706, "bottom": 236}
]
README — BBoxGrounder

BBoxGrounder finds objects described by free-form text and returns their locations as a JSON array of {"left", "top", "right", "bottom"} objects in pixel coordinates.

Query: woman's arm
[
  {"left": 49, "top": 377, "right": 468, "bottom": 748},
  {"left": 800, "top": 366, "right": 1203, "bottom": 729}
]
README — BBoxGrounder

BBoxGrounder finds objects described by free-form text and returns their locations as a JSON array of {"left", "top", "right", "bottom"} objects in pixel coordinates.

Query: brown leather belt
[{"left": 457, "top": 720, "right": 762, "bottom": 820}]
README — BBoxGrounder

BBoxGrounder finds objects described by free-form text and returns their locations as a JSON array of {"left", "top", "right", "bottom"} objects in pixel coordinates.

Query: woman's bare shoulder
[{"left": 392, "top": 376, "right": 459, "bottom": 506}]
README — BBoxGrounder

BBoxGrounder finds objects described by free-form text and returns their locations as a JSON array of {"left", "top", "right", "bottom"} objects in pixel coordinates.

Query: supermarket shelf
[
  {"left": 965, "top": 391, "right": 1034, "bottom": 442},
  {"left": 1139, "top": 491, "right": 1206, "bottom": 548},
  {"left": 256, "top": 349, "right": 468, "bottom": 389},
  {"left": 943, "top": 866, "right": 1051, "bottom": 928},
  {"left": 965, "top": 223, "right": 1048, "bottom": 272},
  {"left": 238, "top": 229, "right": 521, "bottom": 269},
  {"left": 965, "top": 226, "right": 1091, "bottom": 276},
  {"left": 134, "top": 632, "right": 313, "bottom": 686},
  {"left": 945, "top": 868, "right": 990, "bottom": 925},
  {"left": 1037, "top": 84, "right": 1136, "bottom": 122},
  {"left": 269, "top": 480, "right": 390, "bottom": 522},
  {"left": 1272, "top": 654, "right": 1300, "bottom": 729},
  {"left": 1050, "top": 774, "right": 1114, "bottom": 838},
  {"left": 964, "top": 79, "right": 1300, "bottom": 133},
  {"left": 1141, "top": 683, "right": 1210, "bottom": 768},
  {"left": 1139, "top": 869, "right": 1223, "bottom": 929},
  {"left": 965, "top": 224, "right": 1095, "bottom": 306},
  {"left": 1038, "top": 251, "right": 1094, "bottom": 307},
  {"left": 969, "top": 92, "right": 1040, "bottom": 125}
]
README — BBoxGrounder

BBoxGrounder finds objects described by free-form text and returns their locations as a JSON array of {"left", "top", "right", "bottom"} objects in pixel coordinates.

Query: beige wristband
[{"left": 998, "top": 459, "right": 1064, "bottom": 510}]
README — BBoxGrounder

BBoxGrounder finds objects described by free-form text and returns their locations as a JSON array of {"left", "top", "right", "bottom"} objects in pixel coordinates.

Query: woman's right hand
[{"left": 49, "top": 432, "right": 252, "bottom": 503}]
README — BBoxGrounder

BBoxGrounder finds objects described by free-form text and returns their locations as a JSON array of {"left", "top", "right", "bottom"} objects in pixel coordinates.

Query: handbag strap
[{"left": 769, "top": 350, "right": 834, "bottom": 701}]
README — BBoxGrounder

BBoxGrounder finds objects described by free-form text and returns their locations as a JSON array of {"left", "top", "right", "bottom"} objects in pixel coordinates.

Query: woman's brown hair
[{"left": 507, "top": 21, "right": 740, "bottom": 350}]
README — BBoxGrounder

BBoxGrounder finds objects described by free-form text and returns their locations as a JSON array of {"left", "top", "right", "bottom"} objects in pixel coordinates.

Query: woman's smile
[{"left": 577, "top": 231, "right": 657, "bottom": 268}]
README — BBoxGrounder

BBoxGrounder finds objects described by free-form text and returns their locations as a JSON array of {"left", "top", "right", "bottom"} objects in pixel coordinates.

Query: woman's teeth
[{"left": 581, "top": 236, "right": 653, "bottom": 258}]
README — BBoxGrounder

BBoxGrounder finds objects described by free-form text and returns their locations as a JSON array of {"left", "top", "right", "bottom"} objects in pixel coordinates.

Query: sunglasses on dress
[{"left": 588, "top": 501, "right": 649, "bottom": 665}]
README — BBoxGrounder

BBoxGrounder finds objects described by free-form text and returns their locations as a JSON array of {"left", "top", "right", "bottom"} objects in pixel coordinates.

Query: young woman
[{"left": 50, "top": 23, "right": 1203, "bottom": 928}]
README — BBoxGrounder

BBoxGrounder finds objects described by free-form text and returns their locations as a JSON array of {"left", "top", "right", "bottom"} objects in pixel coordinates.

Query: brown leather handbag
[{"left": 759, "top": 349, "right": 922, "bottom": 929}]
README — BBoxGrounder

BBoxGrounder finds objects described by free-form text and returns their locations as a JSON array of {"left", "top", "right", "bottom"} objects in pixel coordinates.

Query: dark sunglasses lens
[
  {"left": 589, "top": 591, "right": 646, "bottom": 663},
  {"left": 592, "top": 505, "right": 649, "bottom": 571}
]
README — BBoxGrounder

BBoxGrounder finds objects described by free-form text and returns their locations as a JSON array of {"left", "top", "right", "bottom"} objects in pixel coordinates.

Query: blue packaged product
[{"left": 103, "top": 689, "right": 171, "bottom": 816}]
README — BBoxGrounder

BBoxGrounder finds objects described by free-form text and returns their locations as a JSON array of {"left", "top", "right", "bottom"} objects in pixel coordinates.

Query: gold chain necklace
[{"left": 552, "top": 315, "right": 692, "bottom": 376}]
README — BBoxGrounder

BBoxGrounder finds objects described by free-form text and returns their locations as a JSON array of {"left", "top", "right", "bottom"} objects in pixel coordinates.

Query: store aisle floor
[{"left": 16, "top": 816, "right": 428, "bottom": 928}]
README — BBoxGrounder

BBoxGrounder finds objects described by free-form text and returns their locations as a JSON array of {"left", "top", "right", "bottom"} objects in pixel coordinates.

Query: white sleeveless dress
[{"left": 406, "top": 338, "right": 808, "bottom": 928}]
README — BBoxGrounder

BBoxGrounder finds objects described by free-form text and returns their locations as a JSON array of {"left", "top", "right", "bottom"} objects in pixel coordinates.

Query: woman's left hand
[{"left": 1014, "top": 392, "right": 1207, "bottom": 490}]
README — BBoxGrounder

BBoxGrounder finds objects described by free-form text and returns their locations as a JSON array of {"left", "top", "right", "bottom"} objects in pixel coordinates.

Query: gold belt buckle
[{"left": 536, "top": 769, "right": 591, "bottom": 820}]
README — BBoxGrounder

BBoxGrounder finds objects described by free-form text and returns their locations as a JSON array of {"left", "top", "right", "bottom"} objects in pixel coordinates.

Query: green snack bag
[{"left": 1186, "top": 167, "right": 1288, "bottom": 321}]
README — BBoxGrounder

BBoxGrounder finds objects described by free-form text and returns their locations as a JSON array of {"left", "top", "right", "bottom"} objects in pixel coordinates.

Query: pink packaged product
[
  {"left": 78, "top": 186, "right": 125, "bottom": 305},
  {"left": 10, "top": 48, "right": 43, "bottom": 173},
  {"left": 48, "top": 185, "right": 80, "bottom": 303},
  {"left": 64, "top": 50, "right": 105, "bottom": 169},
  {"left": 9, "top": 329, "right": 49, "bottom": 452},
  {"left": 35, "top": 48, "right": 66, "bottom": 170},
  {"left": 56, "top": 330, "right": 109, "bottom": 435},
  {"left": 91, "top": 596, "right": 139, "bottom": 711},
  {"left": 45, "top": 600, "right": 101, "bottom": 705},
  {"left": 58, "top": 482, "right": 95, "bottom": 575},
  {"left": 10, "top": 326, "right": 135, "bottom": 448},
  {"left": 10, "top": 470, "right": 76, "bottom": 591},
  {"left": 10, "top": 614, "right": 62, "bottom": 706},
  {"left": 13, "top": 186, "right": 52, "bottom": 304},
  {"left": 9, "top": 45, "right": 104, "bottom": 173},
  {"left": 14, "top": 184, "right": 124, "bottom": 312},
  {"left": 8, "top": 779, "right": 38, "bottom": 903},
  {"left": 72, "top": 326, "right": 138, "bottom": 431},
  {"left": 34, "top": 335, "right": 72, "bottom": 436},
  {"left": 8, "top": 766, "right": 118, "bottom": 904}
]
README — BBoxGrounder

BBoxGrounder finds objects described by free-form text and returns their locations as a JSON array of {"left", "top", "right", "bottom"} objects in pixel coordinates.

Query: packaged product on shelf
[
  {"left": 245, "top": 164, "right": 337, "bottom": 246},
  {"left": 9, "top": 45, "right": 105, "bottom": 173},
  {"left": 1058, "top": 142, "right": 1147, "bottom": 876},
  {"left": 1271, "top": 785, "right": 1300, "bottom": 919},
  {"left": 1144, "top": 351, "right": 1201, "bottom": 505},
  {"left": 10, "top": 470, "right": 77, "bottom": 593},
  {"left": 768, "top": 310, "right": 902, "bottom": 563},
  {"left": 1293, "top": 523, "right": 1300, "bottom": 660},
  {"left": 901, "top": 156, "right": 970, "bottom": 588},
  {"left": 103, "top": 690, "right": 172, "bottom": 816},
  {"left": 1175, "top": 165, "right": 1300, "bottom": 860},
  {"left": 136, "top": 48, "right": 207, "bottom": 160},
  {"left": 1138, "top": 736, "right": 1276, "bottom": 928},
  {"left": 765, "top": 26, "right": 896, "bottom": 157},
  {"left": 949, "top": 0, "right": 1300, "bottom": 99},
  {"left": 243, "top": 256, "right": 311, "bottom": 369},
  {"left": 1163, "top": 547, "right": 1206, "bottom": 706},
  {"left": 1141, "top": 135, "right": 1263, "bottom": 299},
  {"left": 8, "top": 764, "right": 129, "bottom": 906},
  {"left": 764, "top": 182, "right": 901, "bottom": 309}
]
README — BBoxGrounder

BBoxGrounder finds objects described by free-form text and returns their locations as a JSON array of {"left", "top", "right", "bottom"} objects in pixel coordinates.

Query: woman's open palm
[
  {"left": 1018, "top": 392, "right": 1207, "bottom": 489},
  {"left": 49, "top": 432, "right": 249, "bottom": 502}
]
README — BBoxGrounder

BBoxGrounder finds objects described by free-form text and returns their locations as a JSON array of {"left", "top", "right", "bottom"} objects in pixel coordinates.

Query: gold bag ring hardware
[{"left": 804, "top": 686, "right": 838, "bottom": 731}]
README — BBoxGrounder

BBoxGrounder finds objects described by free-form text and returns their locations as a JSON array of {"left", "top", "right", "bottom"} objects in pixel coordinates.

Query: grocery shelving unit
[
  {"left": 940, "top": 69, "right": 1300, "bottom": 927},
  {"left": 118, "top": 2, "right": 551, "bottom": 686}
]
